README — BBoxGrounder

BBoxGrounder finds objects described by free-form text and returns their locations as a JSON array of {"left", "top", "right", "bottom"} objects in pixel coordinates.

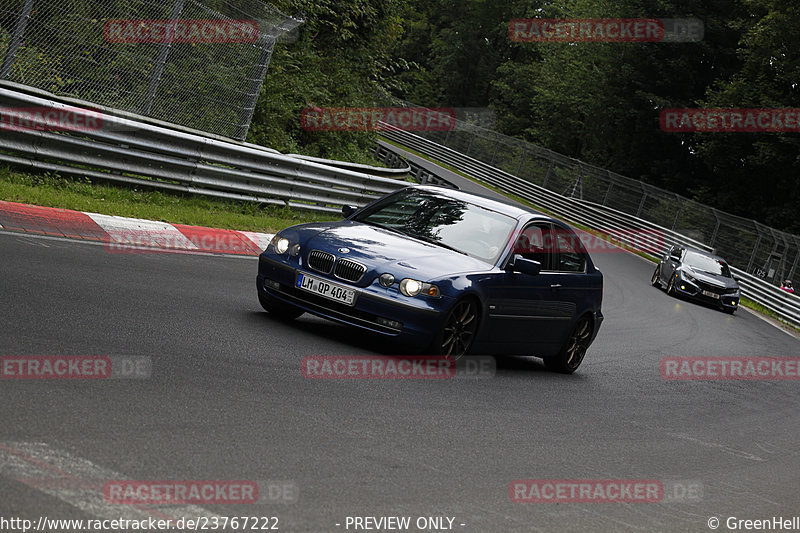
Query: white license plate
[
  {"left": 702, "top": 290, "right": 720, "bottom": 299},
  {"left": 296, "top": 272, "right": 356, "bottom": 305}
]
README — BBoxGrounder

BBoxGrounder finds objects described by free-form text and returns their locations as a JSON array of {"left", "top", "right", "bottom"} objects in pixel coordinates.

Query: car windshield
[
  {"left": 353, "top": 189, "right": 517, "bottom": 264},
  {"left": 684, "top": 251, "right": 732, "bottom": 278}
]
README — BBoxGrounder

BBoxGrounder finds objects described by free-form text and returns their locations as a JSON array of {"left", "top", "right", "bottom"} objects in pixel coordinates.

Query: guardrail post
[
  {"left": 0, "top": 0, "right": 35, "bottom": 80},
  {"left": 140, "top": 0, "right": 186, "bottom": 115}
]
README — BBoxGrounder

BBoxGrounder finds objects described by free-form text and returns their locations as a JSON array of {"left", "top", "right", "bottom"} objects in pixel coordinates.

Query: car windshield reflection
[
  {"left": 353, "top": 189, "right": 517, "bottom": 264},
  {"left": 685, "top": 251, "right": 732, "bottom": 278}
]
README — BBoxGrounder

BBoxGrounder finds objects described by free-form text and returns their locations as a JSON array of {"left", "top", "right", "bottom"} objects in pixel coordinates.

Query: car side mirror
[
  {"left": 509, "top": 254, "right": 541, "bottom": 276},
  {"left": 669, "top": 253, "right": 681, "bottom": 261},
  {"left": 341, "top": 205, "right": 358, "bottom": 218}
]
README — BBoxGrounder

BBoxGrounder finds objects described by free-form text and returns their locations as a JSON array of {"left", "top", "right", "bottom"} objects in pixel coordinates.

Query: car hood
[
  {"left": 684, "top": 266, "right": 738, "bottom": 289},
  {"left": 299, "top": 221, "right": 493, "bottom": 281}
]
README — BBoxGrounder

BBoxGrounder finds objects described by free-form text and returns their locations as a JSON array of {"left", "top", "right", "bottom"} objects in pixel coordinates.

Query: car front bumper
[
  {"left": 257, "top": 255, "right": 445, "bottom": 347},
  {"left": 673, "top": 278, "right": 740, "bottom": 309}
]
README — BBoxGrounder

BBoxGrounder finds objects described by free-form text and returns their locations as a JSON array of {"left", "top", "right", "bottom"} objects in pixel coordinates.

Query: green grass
[
  {"left": 381, "top": 138, "right": 800, "bottom": 334},
  {"left": 0, "top": 166, "right": 335, "bottom": 233}
]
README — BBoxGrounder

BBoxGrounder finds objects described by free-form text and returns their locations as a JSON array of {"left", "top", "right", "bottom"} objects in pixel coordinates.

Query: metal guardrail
[
  {"left": 380, "top": 128, "right": 800, "bottom": 328},
  {"left": 0, "top": 87, "right": 408, "bottom": 214}
]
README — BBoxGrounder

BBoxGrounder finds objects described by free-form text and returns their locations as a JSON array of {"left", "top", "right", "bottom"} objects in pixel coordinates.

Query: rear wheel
[
  {"left": 258, "top": 290, "right": 304, "bottom": 320},
  {"left": 544, "top": 316, "right": 592, "bottom": 374},
  {"left": 431, "top": 298, "right": 478, "bottom": 357}
]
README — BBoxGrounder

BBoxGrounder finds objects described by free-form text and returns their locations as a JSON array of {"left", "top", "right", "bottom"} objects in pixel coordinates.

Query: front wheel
[
  {"left": 430, "top": 298, "right": 479, "bottom": 357},
  {"left": 544, "top": 316, "right": 593, "bottom": 374},
  {"left": 666, "top": 276, "right": 677, "bottom": 296},
  {"left": 651, "top": 266, "right": 661, "bottom": 287}
]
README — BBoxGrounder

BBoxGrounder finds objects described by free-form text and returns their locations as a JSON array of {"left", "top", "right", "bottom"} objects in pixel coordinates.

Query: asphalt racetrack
[{"left": 1, "top": 187, "right": 799, "bottom": 532}]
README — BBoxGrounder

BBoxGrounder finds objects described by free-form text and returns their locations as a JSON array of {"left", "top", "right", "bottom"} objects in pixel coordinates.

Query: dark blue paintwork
[{"left": 256, "top": 186, "right": 604, "bottom": 358}]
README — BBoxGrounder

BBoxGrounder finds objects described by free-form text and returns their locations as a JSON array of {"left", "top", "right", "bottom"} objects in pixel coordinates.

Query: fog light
[
  {"left": 290, "top": 244, "right": 301, "bottom": 256},
  {"left": 379, "top": 273, "right": 395, "bottom": 287},
  {"left": 376, "top": 317, "right": 403, "bottom": 329},
  {"left": 680, "top": 285, "right": 686, "bottom": 290},
  {"left": 264, "top": 279, "right": 280, "bottom": 290}
]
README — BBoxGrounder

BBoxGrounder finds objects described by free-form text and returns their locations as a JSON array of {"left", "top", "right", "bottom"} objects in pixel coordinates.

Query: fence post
[
  {"left": 709, "top": 210, "right": 721, "bottom": 249},
  {"left": 671, "top": 196, "right": 683, "bottom": 231},
  {"left": 465, "top": 127, "right": 477, "bottom": 157},
  {"left": 541, "top": 160, "right": 554, "bottom": 189},
  {"left": 140, "top": 0, "right": 186, "bottom": 115},
  {"left": 516, "top": 147, "right": 526, "bottom": 177},
  {"left": 602, "top": 179, "right": 614, "bottom": 206},
  {"left": 0, "top": 0, "right": 36, "bottom": 80},
  {"left": 489, "top": 135, "right": 501, "bottom": 165},
  {"left": 235, "top": 33, "right": 277, "bottom": 140},
  {"left": 747, "top": 231, "right": 763, "bottom": 273}
]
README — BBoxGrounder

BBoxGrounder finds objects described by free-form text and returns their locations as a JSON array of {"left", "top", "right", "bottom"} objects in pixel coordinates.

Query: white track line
[{"left": 0, "top": 441, "right": 218, "bottom": 522}]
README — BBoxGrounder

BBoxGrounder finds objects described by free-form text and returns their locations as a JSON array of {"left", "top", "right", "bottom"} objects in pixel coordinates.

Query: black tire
[
  {"left": 666, "top": 276, "right": 677, "bottom": 296},
  {"left": 430, "top": 298, "right": 479, "bottom": 357},
  {"left": 258, "top": 290, "right": 304, "bottom": 320},
  {"left": 651, "top": 266, "right": 661, "bottom": 287},
  {"left": 723, "top": 307, "right": 736, "bottom": 315},
  {"left": 544, "top": 315, "right": 593, "bottom": 374}
]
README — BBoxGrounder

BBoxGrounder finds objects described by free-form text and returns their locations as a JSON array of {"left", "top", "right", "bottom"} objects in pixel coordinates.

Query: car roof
[{"left": 413, "top": 184, "right": 546, "bottom": 221}]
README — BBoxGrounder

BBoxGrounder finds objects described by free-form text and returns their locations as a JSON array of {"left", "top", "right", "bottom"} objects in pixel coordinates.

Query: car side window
[
  {"left": 513, "top": 223, "right": 555, "bottom": 271},
  {"left": 554, "top": 228, "right": 587, "bottom": 272}
]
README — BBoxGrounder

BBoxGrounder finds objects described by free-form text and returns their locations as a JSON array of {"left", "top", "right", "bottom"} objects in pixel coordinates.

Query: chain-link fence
[
  {"left": 0, "top": 0, "right": 301, "bottom": 139},
  {"left": 392, "top": 100, "right": 799, "bottom": 286}
]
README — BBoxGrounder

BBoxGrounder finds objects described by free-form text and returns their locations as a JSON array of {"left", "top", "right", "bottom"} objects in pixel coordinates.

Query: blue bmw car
[{"left": 256, "top": 186, "right": 604, "bottom": 373}]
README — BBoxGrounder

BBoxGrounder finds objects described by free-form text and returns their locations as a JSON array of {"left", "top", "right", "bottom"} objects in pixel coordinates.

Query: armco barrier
[
  {"left": 0, "top": 87, "right": 407, "bottom": 215},
  {"left": 380, "top": 129, "right": 800, "bottom": 328}
]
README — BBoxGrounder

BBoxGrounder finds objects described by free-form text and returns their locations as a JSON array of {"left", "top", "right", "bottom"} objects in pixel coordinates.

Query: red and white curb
[{"left": 0, "top": 200, "right": 273, "bottom": 255}]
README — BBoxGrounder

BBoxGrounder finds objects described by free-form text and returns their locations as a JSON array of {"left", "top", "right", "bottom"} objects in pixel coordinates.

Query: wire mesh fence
[
  {"left": 393, "top": 100, "right": 800, "bottom": 287},
  {"left": 0, "top": 0, "right": 301, "bottom": 139}
]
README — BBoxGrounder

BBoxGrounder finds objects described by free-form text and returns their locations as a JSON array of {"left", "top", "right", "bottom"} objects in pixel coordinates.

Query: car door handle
[{"left": 550, "top": 284, "right": 562, "bottom": 289}]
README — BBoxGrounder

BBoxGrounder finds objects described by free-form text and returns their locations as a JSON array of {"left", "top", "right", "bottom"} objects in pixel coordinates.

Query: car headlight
[
  {"left": 399, "top": 278, "right": 440, "bottom": 298},
  {"left": 270, "top": 235, "right": 290, "bottom": 254},
  {"left": 682, "top": 271, "right": 695, "bottom": 282},
  {"left": 400, "top": 278, "right": 422, "bottom": 296}
]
